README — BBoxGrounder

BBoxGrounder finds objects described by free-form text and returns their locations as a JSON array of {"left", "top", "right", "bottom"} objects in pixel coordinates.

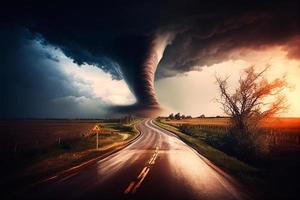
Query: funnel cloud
[{"left": 1, "top": 0, "right": 299, "bottom": 117}]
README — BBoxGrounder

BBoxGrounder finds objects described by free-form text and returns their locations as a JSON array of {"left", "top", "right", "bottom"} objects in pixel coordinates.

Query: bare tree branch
[{"left": 216, "top": 65, "right": 288, "bottom": 134}]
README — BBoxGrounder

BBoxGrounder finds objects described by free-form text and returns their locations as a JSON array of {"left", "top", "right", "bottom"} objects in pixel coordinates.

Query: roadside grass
[
  {"left": 153, "top": 118, "right": 262, "bottom": 184},
  {"left": 156, "top": 118, "right": 300, "bottom": 199},
  {"left": 2, "top": 120, "right": 141, "bottom": 195}
]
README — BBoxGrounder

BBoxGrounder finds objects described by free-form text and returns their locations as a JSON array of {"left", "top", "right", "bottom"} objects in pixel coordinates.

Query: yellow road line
[
  {"left": 124, "top": 181, "right": 136, "bottom": 194},
  {"left": 149, "top": 153, "right": 158, "bottom": 165},
  {"left": 148, "top": 154, "right": 156, "bottom": 164},
  {"left": 58, "top": 172, "right": 79, "bottom": 182},
  {"left": 148, "top": 149, "right": 159, "bottom": 165},
  {"left": 137, "top": 166, "right": 148, "bottom": 179},
  {"left": 132, "top": 168, "right": 150, "bottom": 193},
  {"left": 37, "top": 175, "right": 58, "bottom": 184},
  {"left": 124, "top": 146, "right": 160, "bottom": 195}
]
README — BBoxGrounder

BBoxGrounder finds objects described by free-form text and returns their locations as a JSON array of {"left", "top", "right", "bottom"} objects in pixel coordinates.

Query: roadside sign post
[
  {"left": 96, "top": 131, "right": 99, "bottom": 149},
  {"left": 93, "top": 124, "right": 101, "bottom": 150}
]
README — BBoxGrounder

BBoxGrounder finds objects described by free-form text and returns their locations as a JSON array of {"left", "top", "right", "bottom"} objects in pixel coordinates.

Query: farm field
[
  {"left": 165, "top": 117, "right": 230, "bottom": 126},
  {"left": 0, "top": 120, "right": 100, "bottom": 153},
  {"left": 156, "top": 117, "right": 300, "bottom": 199},
  {"left": 163, "top": 117, "right": 300, "bottom": 149},
  {"left": 165, "top": 117, "right": 300, "bottom": 129},
  {"left": 0, "top": 119, "right": 139, "bottom": 198}
]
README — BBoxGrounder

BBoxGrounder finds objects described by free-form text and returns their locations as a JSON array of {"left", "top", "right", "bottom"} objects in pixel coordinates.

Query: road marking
[
  {"left": 36, "top": 175, "right": 58, "bottom": 184},
  {"left": 148, "top": 153, "right": 156, "bottom": 164},
  {"left": 137, "top": 166, "right": 148, "bottom": 179},
  {"left": 58, "top": 172, "right": 79, "bottom": 182},
  {"left": 149, "top": 153, "right": 158, "bottom": 165},
  {"left": 124, "top": 145, "right": 160, "bottom": 195},
  {"left": 124, "top": 181, "right": 136, "bottom": 194},
  {"left": 148, "top": 152, "right": 158, "bottom": 165},
  {"left": 132, "top": 168, "right": 150, "bottom": 193}
]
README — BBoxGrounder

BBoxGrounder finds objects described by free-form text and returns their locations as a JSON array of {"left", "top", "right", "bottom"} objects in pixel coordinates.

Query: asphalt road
[{"left": 20, "top": 119, "right": 249, "bottom": 200}]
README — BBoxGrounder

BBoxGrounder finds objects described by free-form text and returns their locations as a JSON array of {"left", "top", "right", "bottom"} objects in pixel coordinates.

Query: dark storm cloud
[
  {"left": 157, "top": 2, "right": 300, "bottom": 77},
  {"left": 1, "top": 0, "right": 299, "bottom": 115},
  {"left": 284, "top": 36, "right": 300, "bottom": 60},
  {"left": 3, "top": 1, "right": 298, "bottom": 76},
  {"left": 0, "top": 28, "right": 108, "bottom": 118}
]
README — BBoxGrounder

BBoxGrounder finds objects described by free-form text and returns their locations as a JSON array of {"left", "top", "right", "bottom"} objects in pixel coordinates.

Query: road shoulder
[
  {"left": 153, "top": 118, "right": 262, "bottom": 199},
  {"left": 3, "top": 120, "right": 143, "bottom": 199}
]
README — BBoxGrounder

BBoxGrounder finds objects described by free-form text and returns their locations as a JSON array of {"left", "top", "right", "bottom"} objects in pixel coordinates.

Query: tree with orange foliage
[
  {"left": 216, "top": 66, "right": 288, "bottom": 156},
  {"left": 216, "top": 65, "right": 288, "bottom": 132}
]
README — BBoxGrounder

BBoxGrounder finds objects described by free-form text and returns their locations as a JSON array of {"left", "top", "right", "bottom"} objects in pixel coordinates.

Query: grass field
[
  {"left": 166, "top": 117, "right": 300, "bottom": 129},
  {"left": 156, "top": 117, "right": 300, "bottom": 199},
  {"left": 166, "top": 117, "right": 230, "bottom": 126},
  {"left": 0, "top": 120, "right": 100, "bottom": 153},
  {"left": 0, "top": 119, "right": 140, "bottom": 196},
  {"left": 164, "top": 117, "right": 300, "bottom": 150},
  {"left": 153, "top": 119, "right": 259, "bottom": 181}
]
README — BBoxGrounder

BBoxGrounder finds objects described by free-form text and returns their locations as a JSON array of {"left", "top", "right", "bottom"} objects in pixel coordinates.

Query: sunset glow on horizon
[{"left": 156, "top": 46, "right": 300, "bottom": 117}]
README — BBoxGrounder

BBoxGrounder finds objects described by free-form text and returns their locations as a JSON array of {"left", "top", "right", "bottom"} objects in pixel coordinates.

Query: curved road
[{"left": 22, "top": 119, "right": 249, "bottom": 200}]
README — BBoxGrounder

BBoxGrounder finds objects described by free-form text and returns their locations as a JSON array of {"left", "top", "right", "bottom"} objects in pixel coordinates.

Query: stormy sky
[{"left": 1, "top": 0, "right": 299, "bottom": 118}]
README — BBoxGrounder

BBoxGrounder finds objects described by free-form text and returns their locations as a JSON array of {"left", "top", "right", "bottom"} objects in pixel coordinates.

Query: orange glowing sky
[{"left": 155, "top": 46, "right": 300, "bottom": 117}]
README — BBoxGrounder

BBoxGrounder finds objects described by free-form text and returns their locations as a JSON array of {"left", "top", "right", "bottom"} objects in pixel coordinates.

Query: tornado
[{"left": 112, "top": 32, "right": 174, "bottom": 117}]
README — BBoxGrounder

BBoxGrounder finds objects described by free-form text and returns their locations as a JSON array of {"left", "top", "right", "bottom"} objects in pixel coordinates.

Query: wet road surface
[{"left": 20, "top": 119, "right": 249, "bottom": 200}]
